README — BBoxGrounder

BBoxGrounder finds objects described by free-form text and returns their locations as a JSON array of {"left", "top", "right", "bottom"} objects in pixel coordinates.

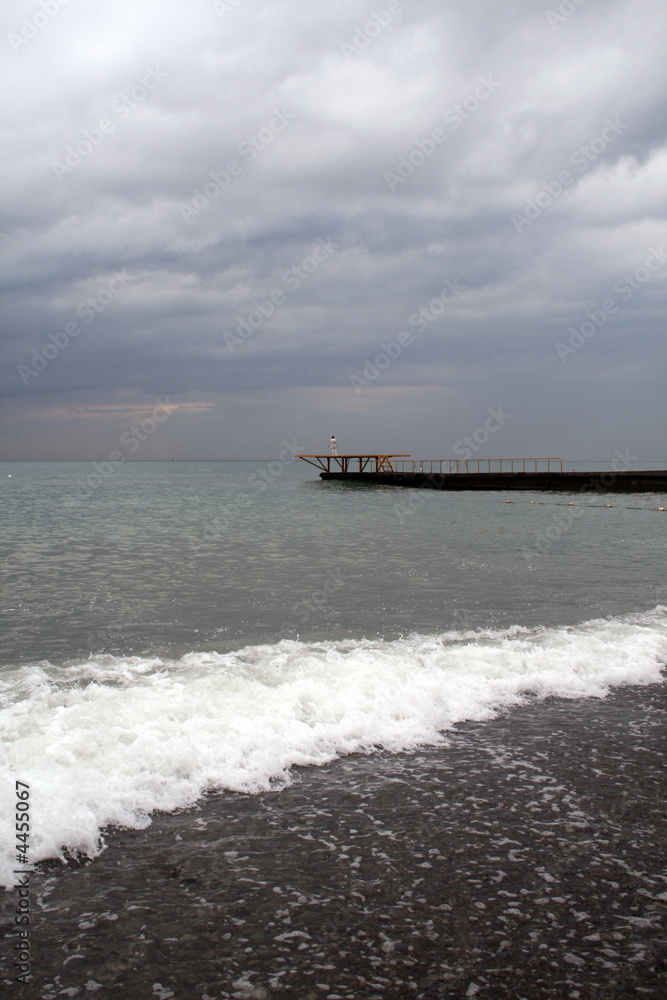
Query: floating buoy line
[{"left": 505, "top": 500, "right": 666, "bottom": 511}]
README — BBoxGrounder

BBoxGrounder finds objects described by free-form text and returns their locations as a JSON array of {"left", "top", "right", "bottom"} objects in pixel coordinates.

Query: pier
[{"left": 296, "top": 455, "right": 667, "bottom": 493}]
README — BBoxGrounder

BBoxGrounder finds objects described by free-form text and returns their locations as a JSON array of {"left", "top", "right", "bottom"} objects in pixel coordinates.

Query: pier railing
[
  {"left": 418, "top": 457, "right": 562, "bottom": 474},
  {"left": 417, "top": 460, "right": 461, "bottom": 474},
  {"left": 463, "top": 457, "right": 563, "bottom": 473}
]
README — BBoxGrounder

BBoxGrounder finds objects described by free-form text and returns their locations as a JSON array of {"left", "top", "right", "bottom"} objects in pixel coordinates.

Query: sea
[{"left": 1, "top": 459, "right": 666, "bottom": 998}]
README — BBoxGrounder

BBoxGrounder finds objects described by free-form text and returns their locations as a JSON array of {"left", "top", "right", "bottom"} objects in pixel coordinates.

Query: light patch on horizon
[{"left": 61, "top": 401, "right": 217, "bottom": 420}]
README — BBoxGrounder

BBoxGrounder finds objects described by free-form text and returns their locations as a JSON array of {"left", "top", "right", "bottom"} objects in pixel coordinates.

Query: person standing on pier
[{"left": 330, "top": 435, "right": 337, "bottom": 456}]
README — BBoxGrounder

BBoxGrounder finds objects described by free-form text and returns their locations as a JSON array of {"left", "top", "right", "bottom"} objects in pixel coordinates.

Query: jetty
[{"left": 296, "top": 455, "right": 667, "bottom": 493}]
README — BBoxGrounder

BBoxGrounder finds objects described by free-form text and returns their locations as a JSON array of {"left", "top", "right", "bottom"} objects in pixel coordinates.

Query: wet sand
[{"left": 2, "top": 682, "right": 666, "bottom": 999}]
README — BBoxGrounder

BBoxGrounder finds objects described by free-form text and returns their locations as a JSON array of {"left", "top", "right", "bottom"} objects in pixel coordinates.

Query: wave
[{"left": 1, "top": 608, "right": 666, "bottom": 888}]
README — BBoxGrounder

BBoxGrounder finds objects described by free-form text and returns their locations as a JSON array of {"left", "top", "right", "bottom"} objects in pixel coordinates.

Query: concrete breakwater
[{"left": 318, "top": 469, "right": 667, "bottom": 492}]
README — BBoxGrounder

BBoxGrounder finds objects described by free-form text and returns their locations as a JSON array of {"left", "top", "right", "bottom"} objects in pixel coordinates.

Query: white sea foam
[{"left": 1, "top": 608, "right": 665, "bottom": 888}]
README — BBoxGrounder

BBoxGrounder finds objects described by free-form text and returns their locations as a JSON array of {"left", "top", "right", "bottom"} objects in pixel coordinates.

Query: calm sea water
[
  {"left": 2, "top": 459, "right": 665, "bottom": 663},
  {"left": 1, "top": 460, "right": 666, "bottom": 885}
]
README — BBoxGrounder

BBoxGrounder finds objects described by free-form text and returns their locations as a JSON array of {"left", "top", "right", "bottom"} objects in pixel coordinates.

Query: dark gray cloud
[{"left": 1, "top": 0, "right": 666, "bottom": 461}]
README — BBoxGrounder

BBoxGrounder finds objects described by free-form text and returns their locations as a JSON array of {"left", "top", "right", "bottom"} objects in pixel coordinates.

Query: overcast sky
[{"left": 1, "top": 0, "right": 666, "bottom": 461}]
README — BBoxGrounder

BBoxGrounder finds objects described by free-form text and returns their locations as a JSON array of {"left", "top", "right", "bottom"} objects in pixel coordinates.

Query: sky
[{"left": 1, "top": 0, "right": 666, "bottom": 462}]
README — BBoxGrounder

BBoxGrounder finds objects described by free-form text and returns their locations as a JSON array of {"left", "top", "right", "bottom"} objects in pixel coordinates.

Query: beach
[
  {"left": 1, "top": 461, "right": 666, "bottom": 998},
  {"left": 4, "top": 0, "right": 667, "bottom": 993},
  {"left": 3, "top": 681, "right": 664, "bottom": 999}
]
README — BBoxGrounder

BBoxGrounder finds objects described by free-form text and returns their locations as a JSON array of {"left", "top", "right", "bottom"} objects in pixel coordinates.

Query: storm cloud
[{"left": 1, "top": 0, "right": 666, "bottom": 461}]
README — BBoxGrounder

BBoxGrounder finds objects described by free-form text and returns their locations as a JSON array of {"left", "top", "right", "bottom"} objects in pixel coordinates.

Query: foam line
[{"left": 1, "top": 608, "right": 665, "bottom": 888}]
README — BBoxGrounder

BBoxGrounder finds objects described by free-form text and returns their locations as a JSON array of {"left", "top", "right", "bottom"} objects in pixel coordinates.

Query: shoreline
[{"left": 1, "top": 682, "right": 665, "bottom": 998}]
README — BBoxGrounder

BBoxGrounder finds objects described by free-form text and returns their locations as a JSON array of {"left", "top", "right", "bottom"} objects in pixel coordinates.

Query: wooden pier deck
[{"left": 296, "top": 455, "right": 667, "bottom": 493}]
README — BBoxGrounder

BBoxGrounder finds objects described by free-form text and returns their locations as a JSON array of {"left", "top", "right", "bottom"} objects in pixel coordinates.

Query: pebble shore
[{"left": 2, "top": 682, "right": 665, "bottom": 999}]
